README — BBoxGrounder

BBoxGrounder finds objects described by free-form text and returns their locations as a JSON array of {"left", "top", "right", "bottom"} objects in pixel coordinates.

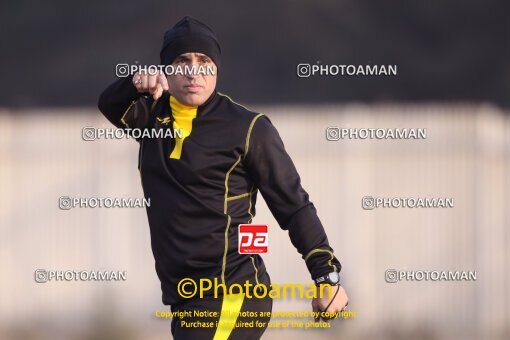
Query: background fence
[{"left": 1, "top": 103, "right": 509, "bottom": 339}]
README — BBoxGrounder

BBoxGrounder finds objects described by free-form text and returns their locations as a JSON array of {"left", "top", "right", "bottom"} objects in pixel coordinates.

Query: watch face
[{"left": 328, "top": 272, "right": 340, "bottom": 284}]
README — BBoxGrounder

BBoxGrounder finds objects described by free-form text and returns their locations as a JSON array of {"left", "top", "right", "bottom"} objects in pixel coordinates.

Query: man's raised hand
[{"left": 132, "top": 71, "right": 169, "bottom": 100}]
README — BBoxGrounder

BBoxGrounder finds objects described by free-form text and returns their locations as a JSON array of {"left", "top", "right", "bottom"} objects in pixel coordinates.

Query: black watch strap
[{"left": 314, "top": 271, "right": 340, "bottom": 286}]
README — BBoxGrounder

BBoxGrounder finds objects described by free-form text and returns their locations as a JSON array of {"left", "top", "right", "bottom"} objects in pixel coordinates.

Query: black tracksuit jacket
[{"left": 98, "top": 76, "right": 341, "bottom": 305}]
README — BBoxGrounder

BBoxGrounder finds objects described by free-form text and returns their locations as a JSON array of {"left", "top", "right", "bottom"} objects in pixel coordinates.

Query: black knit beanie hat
[{"left": 160, "top": 16, "right": 221, "bottom": 69}]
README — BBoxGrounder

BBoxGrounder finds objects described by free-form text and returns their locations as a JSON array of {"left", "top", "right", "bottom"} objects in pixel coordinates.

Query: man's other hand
[{"left": 312, "top": 284, "right": 349, "bottom": 321}]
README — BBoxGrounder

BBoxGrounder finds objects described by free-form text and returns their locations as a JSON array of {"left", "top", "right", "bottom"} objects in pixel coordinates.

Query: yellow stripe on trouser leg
[
  {"left": 213, "top": 293, "right": 245, "bottom": 340},
  {"left": 169, "top": 96, "right": 198, "bottom": 159}
]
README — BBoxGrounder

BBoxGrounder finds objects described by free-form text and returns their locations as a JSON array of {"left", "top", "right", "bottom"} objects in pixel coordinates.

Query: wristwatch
[{"left": 314, "top": 271, "right": 340, "bottom": 286}]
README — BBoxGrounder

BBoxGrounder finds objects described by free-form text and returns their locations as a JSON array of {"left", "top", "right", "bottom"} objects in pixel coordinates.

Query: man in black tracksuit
[{"left": 98, "top": 16, "right": 348, "bottom": 340}]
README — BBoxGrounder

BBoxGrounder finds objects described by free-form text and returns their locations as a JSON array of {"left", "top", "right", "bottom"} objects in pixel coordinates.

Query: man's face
[{"left": 167, "top": 52, "right": 217, "bottom": 106}]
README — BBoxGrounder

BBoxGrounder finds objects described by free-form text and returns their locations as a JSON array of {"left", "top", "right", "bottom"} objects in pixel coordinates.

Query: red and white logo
[{"left": 238, "top": 224, "right": 268, "bottom": 254}]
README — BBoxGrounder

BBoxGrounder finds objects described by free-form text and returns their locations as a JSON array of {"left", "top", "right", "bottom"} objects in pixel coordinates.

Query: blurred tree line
[{"left": 1, "top": 0, "right": 508, "bottom": 108}]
